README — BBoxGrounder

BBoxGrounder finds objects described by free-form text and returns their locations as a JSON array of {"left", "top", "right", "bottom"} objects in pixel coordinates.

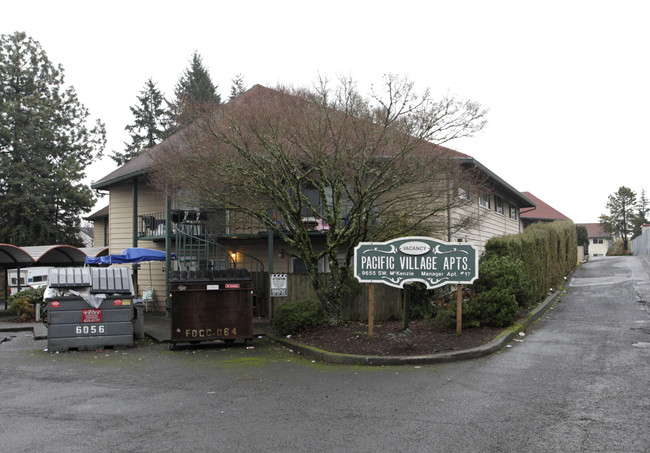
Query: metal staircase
[{"left": 173, "top": 221, "right": 266, "bottom": 310}]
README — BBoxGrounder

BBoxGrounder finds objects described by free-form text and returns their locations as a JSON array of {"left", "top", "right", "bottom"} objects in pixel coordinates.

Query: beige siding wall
[
  {"left": 106, "top": 178, "right": 530, "bottom": 313},
  {"left": 589, "top": 240, "right": 610, "bottom": 257},
  {"left": 218, "top": 238, "right": 329, "bottom": 274},
  {"left": 109, "top": 183, "right": 135, "bottom": 255},
  {"left": 454, "top": 194, "right": 523, "bottom": 254},
  {"left": 93, "top": 219, "right": 107, "bottom": 247},
  {"left": 109, "top": 180, "right": 168, "bottom": 309}
]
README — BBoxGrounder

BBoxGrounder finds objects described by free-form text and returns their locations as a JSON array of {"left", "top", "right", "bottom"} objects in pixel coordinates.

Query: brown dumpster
[{"left": 169, "top": 269, "right": 253, "bottom": 349}]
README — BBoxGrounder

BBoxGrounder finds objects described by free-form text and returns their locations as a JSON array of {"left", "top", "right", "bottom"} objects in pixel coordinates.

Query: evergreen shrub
[
  {"left": 436, "top": 255, "right": 528, "bottom": 328},
  {"left": 8, "top": 287, "right": 46, "bottom": 322},
  {"left": 483, "top": 220, "right": 577, "bottom": 303},
  {"left": 436, "top": 221, "right": 577, "bottom": 329},
  {"left": 472, "top": 255, "right": 536, "bottom": 309},
  {"left": 272, "top": 299, "right": 327, "bottom": 336},
  {"left": 407, "top": 284, "right": 447, "bottom": 319},
  {"left": 465, "top": 287, "right": 519, "bottom": 328}
]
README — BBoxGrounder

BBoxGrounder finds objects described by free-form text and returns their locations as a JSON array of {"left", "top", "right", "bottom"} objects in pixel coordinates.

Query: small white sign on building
[{"left": 270, "top": 273, "right": 288, "bottom": 297}]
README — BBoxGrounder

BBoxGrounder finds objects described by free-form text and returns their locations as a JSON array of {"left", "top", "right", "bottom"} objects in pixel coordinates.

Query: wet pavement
[
  {"left": 1, "top": 255, "right": 649, "bottom": 452},
  {"left": 0, "top": 309, "right": 270, "bottom": 346}
]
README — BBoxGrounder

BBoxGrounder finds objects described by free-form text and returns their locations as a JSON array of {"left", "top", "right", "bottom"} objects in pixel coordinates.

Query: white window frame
[
  {"left": 509, "top": 205, "right": 517, "bottom": 220},
  {"left": 494, "top": 196, "right": 504, "bottom": 215},
  {"left": 479, "top": 194, "right": 491, "bottom": 209}
]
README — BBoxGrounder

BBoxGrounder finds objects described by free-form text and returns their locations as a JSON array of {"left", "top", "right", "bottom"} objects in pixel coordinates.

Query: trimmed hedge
[{"left": 483, "top": 220, "right": 577, "bottom": 303}]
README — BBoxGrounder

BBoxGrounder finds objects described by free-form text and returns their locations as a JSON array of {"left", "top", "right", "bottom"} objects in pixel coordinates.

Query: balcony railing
[
  {"left": 137, "top": 208, "right": 344, "bottom": 240},
  {"left": 138, "top": 212, "right": 167, "bottom": 239}
]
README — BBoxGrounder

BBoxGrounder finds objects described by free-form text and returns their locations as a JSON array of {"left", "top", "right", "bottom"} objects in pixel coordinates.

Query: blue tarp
[{"left": 85, "top": 248, "right": 176, "bottom": 266}]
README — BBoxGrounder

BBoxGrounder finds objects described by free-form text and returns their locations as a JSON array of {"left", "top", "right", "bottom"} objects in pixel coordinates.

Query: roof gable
[{"left": 91, "top": 84, "right": 529, "bottom": 207}]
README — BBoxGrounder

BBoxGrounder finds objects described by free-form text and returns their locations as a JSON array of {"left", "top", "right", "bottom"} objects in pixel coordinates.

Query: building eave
[
  {"left": 458, "top": 157, "right": 536, "bottom": 208},
  {"left": 91, "top": 168, "right": 149, "bottom": 190}
]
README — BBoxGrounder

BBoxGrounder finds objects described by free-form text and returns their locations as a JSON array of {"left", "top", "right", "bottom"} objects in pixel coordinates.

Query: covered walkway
[
  {"left": 0, "top": 244, "right": 109, "bottom": 306},
  {"left": 0, "top": 244, "right": 108, "bottom": 268}
]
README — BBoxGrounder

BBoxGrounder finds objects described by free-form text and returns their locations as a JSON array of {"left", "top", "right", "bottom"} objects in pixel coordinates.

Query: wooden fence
[{"left": 270, "top": 273, "right": 403, "bottom": 321}]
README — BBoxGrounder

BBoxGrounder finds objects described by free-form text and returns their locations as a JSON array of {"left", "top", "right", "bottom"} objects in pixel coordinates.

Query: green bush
[
  {"left": 465, "top": 287, "right": 519, "bottom": 328},
  {"left": 435, "top": 221, "right": 577, "bottom": 330},
  {"left": 435, "top": 255, "right": 526, "bottom": 328},
  {"left": 607, "top": 238, "right": 632, "bottom": 256},
  {"left": 8, "top": 287, "right": 46, "bottom": 322},
  {"left": 483, "top": 220, "right": 577, "bottom": 302},
  {"left": 472, "top": 255, "right": 535, "bottom": 309},
  {"left": 272, "top": 299, "right": 327, "bottom": 336},
  {"left": 406, "top": 284, "right": 446, "bottom": 319}
]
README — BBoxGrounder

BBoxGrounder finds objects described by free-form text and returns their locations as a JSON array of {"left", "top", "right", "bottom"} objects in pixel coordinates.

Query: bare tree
[{"left": 152, "top": 75, "right": 488, "bottom": 325}]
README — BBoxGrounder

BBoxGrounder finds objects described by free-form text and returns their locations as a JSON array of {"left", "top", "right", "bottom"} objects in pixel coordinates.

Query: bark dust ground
[{"left": 289, "top": 319, "right": 504, "bottom": 356}]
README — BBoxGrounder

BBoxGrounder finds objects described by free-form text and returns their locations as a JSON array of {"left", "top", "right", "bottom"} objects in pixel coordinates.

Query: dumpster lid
[
  {"left": 48, "top": 268, "right": 92, "bottom": 288},
  {"left": 90, "top": 267, "right": 133, "bottom": 295},
  {"left": 170, "top": 269, "right": 251, "bottom": 283}
]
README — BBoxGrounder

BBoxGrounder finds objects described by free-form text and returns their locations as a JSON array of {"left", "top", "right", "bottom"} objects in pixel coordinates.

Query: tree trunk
[{"left": 314, "top": 270, "right": 345, "bottom": 327}]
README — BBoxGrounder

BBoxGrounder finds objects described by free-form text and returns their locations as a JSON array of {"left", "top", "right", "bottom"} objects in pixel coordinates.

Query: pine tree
[
  {"left": 0, "top": 32, "right": 105, "bottom": 246},
  {"left": 112, "top": 78, "right": 170, "bottom": 165},
  {"left": 229, "top": 74, "right": 247, "bottom": 100},
  {"left": 632, "top": 188, "right": 648, "bottom": 239},
  {"left": 169, "top": 52, "right": 220, "bottom": 132},
  {"left": 599, "top": 186, "right": 637, "bottom": 250}
]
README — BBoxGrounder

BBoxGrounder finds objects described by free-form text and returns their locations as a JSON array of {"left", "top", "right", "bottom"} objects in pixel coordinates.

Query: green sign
[{"left": 353, "top": 237, "right": 479, "bottom": 289}]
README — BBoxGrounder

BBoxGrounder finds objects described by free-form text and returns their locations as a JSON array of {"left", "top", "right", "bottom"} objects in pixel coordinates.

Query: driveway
[{"left": 1, "top": 256, "right": 649, "bottom": 452}]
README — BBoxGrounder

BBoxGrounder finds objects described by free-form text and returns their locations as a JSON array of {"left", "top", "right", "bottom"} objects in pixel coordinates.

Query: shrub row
[
  {"left": 273, "top": 221, "right": 578, "bottom": 334},
  {"left": 482, "top": 220, "right": 577, "bottom": 303}
]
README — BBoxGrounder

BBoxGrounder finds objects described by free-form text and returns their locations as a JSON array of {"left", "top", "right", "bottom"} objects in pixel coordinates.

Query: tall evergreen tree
[
  {"left": 0, "top": 32, "right": 105, "bottom": 246},
  {"left": 599, "top": 186, "right": 637, "bottom": 250},
  {"left": 169, "top": 52, "right": 220, "bottom": 132},
  {"left": 229, "top": 74, "right": 247, "bottom": 100},
  {"left": 112, "top": 78, "right": 170, "bottom": 165},
  {"left": 632, "top": 188, "right": 648, "bottom": 239}
]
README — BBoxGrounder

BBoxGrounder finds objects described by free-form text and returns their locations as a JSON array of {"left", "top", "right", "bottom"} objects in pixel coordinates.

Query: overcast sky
[{"left": 3, "top": 0, "right": 648, "bottom": 223}]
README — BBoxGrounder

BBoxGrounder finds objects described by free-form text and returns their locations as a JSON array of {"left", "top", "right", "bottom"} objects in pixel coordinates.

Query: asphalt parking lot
[{"left": 1, "top": 255, "right": 649, "bottom": 452}]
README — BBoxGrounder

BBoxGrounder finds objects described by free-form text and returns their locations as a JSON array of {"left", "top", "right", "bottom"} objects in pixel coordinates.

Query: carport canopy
[{"left": 0, "top": 244, "right": 108, "bottom": 269}]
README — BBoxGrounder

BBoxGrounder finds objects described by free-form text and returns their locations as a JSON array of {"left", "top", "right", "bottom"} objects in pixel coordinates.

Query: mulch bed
[{"left": 289, "top": 319, "right": 504, "bottom": 356}]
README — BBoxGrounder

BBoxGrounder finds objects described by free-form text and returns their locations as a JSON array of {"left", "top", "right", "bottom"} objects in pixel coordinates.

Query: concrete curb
[
  {"left": 267, "top": 289, "right": 566, "bottom": 366},
  {"left": 0, "top": 323, "right": 48, "bottom": 341}
]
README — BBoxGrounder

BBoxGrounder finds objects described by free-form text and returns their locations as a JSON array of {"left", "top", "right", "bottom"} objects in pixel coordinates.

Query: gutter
[
  {"left": 91, "top": 168, "right": 149, "bottom": 190},
  {"left": 458, "top": 157, "right": 536, "bottom": 208}
]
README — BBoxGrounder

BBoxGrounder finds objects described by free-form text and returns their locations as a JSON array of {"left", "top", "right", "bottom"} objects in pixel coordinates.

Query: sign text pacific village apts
[{"left": 353, "top": 237, "right": 479, "bottom": 289}]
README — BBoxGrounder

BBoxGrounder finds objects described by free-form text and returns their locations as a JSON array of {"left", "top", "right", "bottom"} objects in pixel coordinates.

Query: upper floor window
[
  {"left": 509, "top": 205, "right": 517, "bottom": 220},
  {"left": 494, "top": 196, "right": 504, "bottom": 215},
  {"left": 479, "top": 194, "right": 491, "bottom": 209},
  {"left": 593, "top": 238, "right": 604, "bottom": 244}
]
